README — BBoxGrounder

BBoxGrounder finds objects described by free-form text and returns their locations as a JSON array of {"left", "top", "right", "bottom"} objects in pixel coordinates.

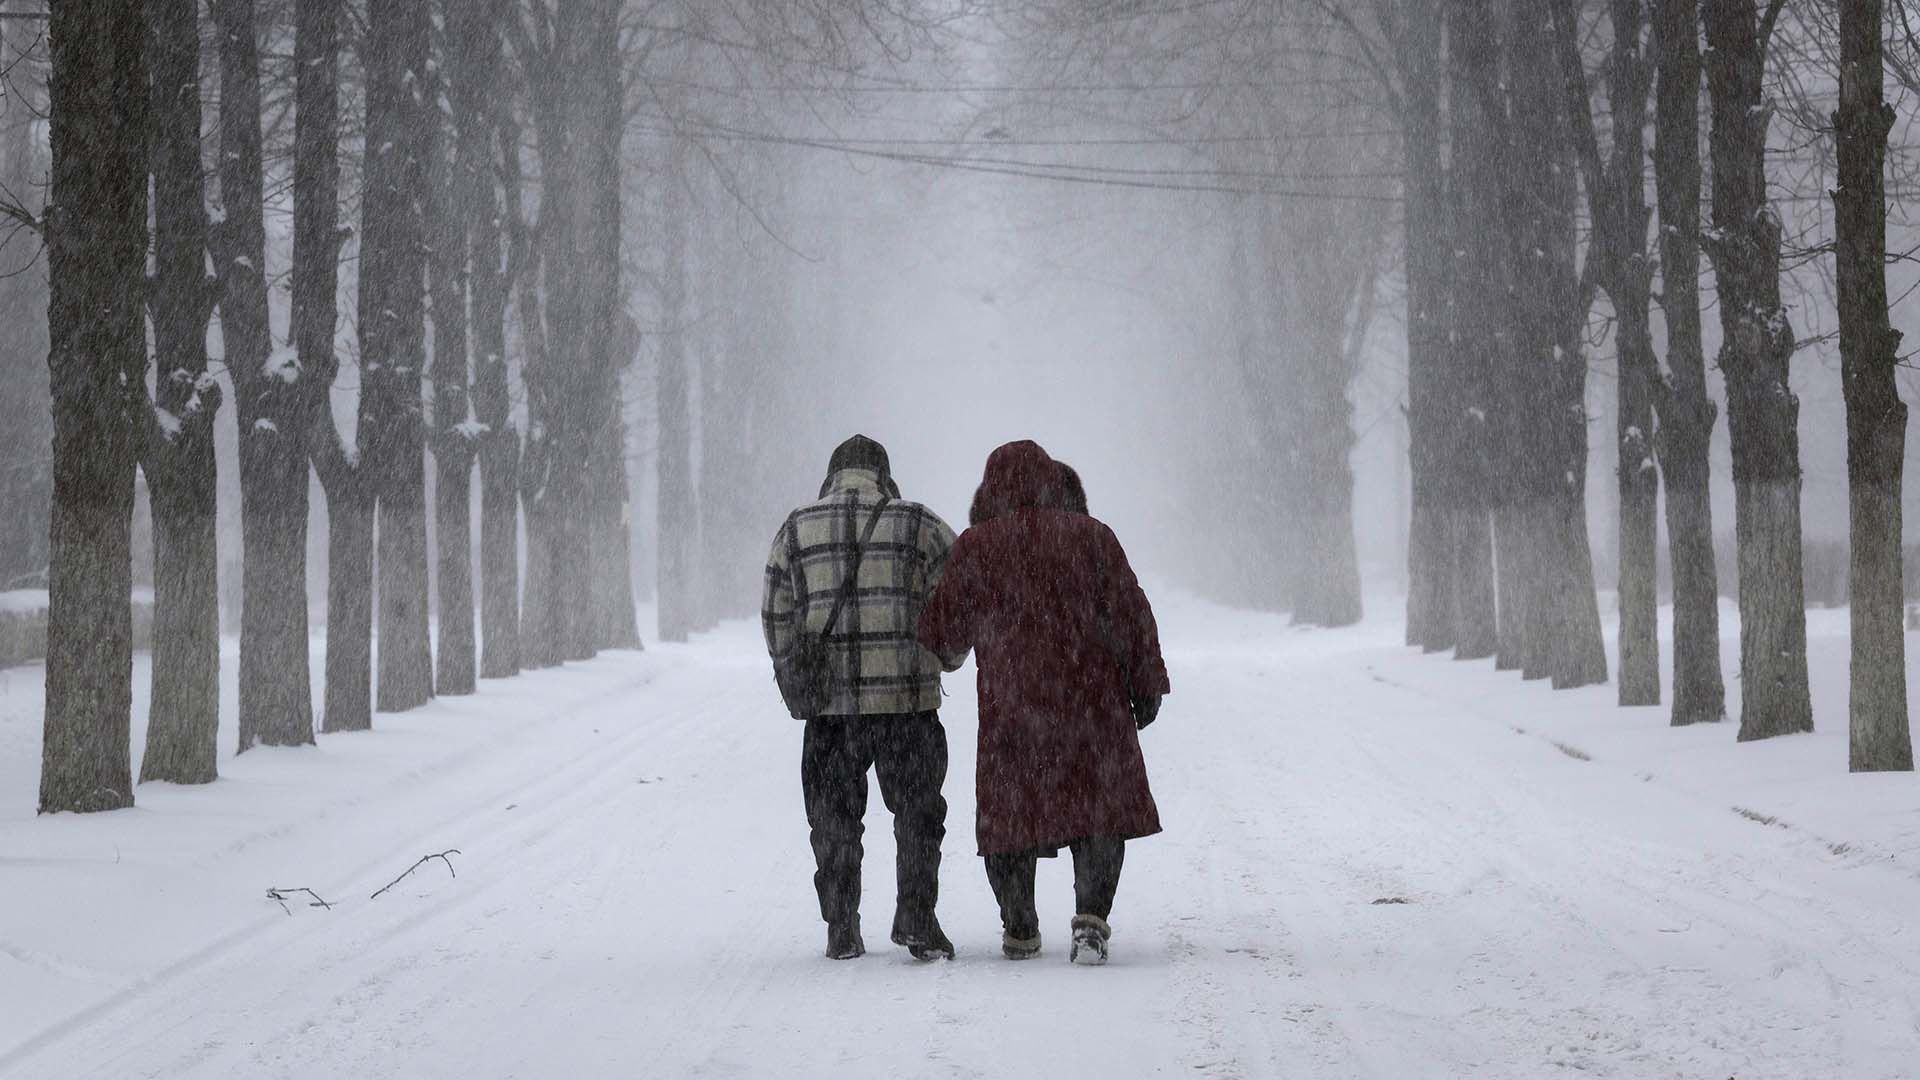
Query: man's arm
[
  {"left": 761, "top": 515, "right": 798, "bottom": 664},
  {"left": 921, "top": 507, "right": 958, "bottom": 588},
  {"left": 916, "top": 526, "right": 974, "bottom": 672}
]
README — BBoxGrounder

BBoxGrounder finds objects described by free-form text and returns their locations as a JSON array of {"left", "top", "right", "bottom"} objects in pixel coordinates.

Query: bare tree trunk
[
  {"left": 1282, "top": 208, "right": 1371, "bottom": 630},
  {"left": 213, "top": 0, "right": 315, "bottom": 752},
  {"left": 1652, "top": 0, "right": 1725, "bottom": 726},
  {"left": 1835, "top": 0, "right": 1913, "bottom": 772},
  {"left": 581, "top": 1, "right": 634, "bottom": 652},
  {"left": 1552, "top": 0, "right": 1659, "bottom": 705},
  {"left": 362, "top": 0, "right": 434, "bottom": 712},
  {"left": 1607, "top": 0, "right": 1661, "bottom": 706},
  {"left": 657, "top": 142, "right": 696, "bottom": 644},
  {"left": 141, "top": 0, "right": 223, "bottom": 784},
  {"left": 427, "top": 34, "right": 475, "bottom": 696},
  {"left": 1444, "top": 0, "right": 1504, "bottom": 665},
  {"left": 453, "top": 0, "right": 520, "bottom": 680},
  {"left": 515, "top": 2, "right": 595, "bottom": 666},
  {"left": 296, "top": 0, "right": 370, "bottom": 734},
  {"left": 1517, "top": 0, "right": 1609, "bottom": 689},
  {"left": 1703, "top": 0, "right": 1812, "bottom": 741},
  {"left": 503, "top": 103, "right": 557, "bottom": 667},
  {"left": 40, "top": 0, "right": 146, "bottom": 814}
]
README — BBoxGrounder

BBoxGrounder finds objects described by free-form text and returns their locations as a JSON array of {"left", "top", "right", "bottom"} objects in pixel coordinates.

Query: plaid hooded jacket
[{"left": 763, "top": 467, "right": 958, "bottom": 717}]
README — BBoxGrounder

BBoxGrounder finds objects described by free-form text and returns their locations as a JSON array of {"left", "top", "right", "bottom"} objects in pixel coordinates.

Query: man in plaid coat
[{"left": 763, "top": 435, "right": 959, "bottom": 961}]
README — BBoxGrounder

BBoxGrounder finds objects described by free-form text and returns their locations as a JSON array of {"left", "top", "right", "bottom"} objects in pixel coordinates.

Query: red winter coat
[{"left": 918, "top": 441, "right": 1171, "bottom": 857}]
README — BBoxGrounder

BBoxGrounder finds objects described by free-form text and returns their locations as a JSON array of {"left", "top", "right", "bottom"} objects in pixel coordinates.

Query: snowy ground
[{"left": 2, "top": 593, "right": 1918, "bottom": 1079}]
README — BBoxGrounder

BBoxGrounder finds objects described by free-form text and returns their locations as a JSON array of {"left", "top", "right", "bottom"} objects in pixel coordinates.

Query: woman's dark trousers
[{"left": 983, "top": 836, "right": 1125, "bottom": 938}]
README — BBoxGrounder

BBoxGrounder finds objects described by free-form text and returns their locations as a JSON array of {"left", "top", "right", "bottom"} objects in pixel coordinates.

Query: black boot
[
  {"left": 826, "top": 916, "right": 865, "bottom": 960},
  {"left": 891, "top": 915, "right": 956, "bottom": 961}
]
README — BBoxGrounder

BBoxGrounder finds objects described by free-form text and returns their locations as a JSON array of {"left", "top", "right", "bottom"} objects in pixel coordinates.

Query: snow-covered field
[{"left": 2, "top": 593, "right": 1917, "bottom": 1079}]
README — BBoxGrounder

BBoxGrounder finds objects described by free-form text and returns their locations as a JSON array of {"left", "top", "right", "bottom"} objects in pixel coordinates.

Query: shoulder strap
[
  {"left": 819, "top": 496, "right": 890, "bottom": 640},
  {"left": 785, "top": 512, "right": 807, "bottom": 621}
]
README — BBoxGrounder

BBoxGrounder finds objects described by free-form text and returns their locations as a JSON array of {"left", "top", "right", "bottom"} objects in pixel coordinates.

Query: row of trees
[
  {"left": 37, "top": 0, "right": 632, "bottom": 813},
  {"left": 1008, "top": 0, "right": 1914, "bottom": 772},
  {"left": 31, "top": 0, "right": 951, "bottom": 814},
  {"left": 1382, "top": 0, "right": 1912, "bottom": 771}
]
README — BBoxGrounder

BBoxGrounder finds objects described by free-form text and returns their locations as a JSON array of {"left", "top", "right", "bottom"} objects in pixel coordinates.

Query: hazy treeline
[{"left": 13, "top": 0, "right": 1920, "bottom": 813}]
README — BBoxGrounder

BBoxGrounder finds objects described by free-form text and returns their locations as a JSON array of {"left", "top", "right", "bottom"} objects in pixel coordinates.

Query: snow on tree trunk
[
  {"left": 141, "top": 0, "right": 223, "bottom": 784},
  {"left": 219, "top": 0, "right": 315, "bottom": 752},
  {"left": 1702, "top": 0, "right": 1812, "bottom": 742},
  {"left": 361, "top": 0, "right": 435, "bottom": 712},
  {"left": 40, "top": 0, "right": 146, "bottom": 814},
  {"left": 1834, "top": 0, "right": 1913, "bottom": 772},
  {"left": 1651, "top": 0, "right": 1725, "bottom": 726},
  {"left": 297, "top": 0, "right": 371, "bottom": 734}
]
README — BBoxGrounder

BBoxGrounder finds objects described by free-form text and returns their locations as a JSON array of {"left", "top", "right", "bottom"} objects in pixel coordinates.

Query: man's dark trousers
[{"left": 802, "top": 712, "right": 948, "bottom": 939}]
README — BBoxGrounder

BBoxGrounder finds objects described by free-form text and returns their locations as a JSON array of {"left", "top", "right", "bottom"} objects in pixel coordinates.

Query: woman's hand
[{"left": 1131, "top": 694, "right": 1162, "bottom": 731}]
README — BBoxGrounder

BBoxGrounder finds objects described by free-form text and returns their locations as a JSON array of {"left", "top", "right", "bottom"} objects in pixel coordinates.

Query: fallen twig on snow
[
  {"left": 370, "top": 849, "right": 462, "bottom": 900},
  {"left": 266, "top": 887, "right": 334, "bottom": 915}
]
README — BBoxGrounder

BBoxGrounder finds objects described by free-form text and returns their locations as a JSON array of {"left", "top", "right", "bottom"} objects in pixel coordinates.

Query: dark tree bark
[
  {"left": 1703, "top": 0, "right": 1812, "bottom": 742},
  {"left": 1396, "top": 0, "right": 1454, "bottom": 653},
  {"left": 504, "top": 108, "right": 562, "bottom": 665},
  {"left": 1444, "top": 0, "right": 1506, "bottom": 666},
  {"left": 512, "top": 2, "right": 598, "bottom": 666},
  {"left": 0, "top": 26, "right": 50, "bottom": 592},
  {"left": 450, "top": 0, "right": 521, "bottom": 680},
  {"left": 362, "top": 0, "right": 435, "bottom": 711},
  {"left": 1551, "top": 0, "right": 1659, "bottom": 706},
  {"left": 1489, "top": 0, "right": 1608, "bottom": 690},
  {"left": 214, "top": 0, "right": 316, "bottom": 752},
  {"left": 657, "top": 140, "right": 697, "bottom": 645},
  {"left": 40, "top": 0, "right": 147, "bottom": 814},
  {"left": 427, "top": 23, "right": 476, "bottom": 697},
  {"left": 1651, "top": 0, "right": 1726, "bottom": 726},
  {"left": 581, "top": 1, "right": 637, "bottom": 651},
  {"left": 297, "top": 0, "right": 371, "bottom": 734},
  {"left": 1835, "top": 0, "right": 1913, "bottom": 772},
  {"left": 140, "top": 0, "right": 223, "bottom": 785}
]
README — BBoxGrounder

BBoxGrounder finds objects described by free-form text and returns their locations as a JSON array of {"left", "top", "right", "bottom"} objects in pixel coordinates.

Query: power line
[
  {"left": 631, "top": 124, "right": 1402, "bottom": 202},
  {"left": 646, "top": 76, "right": 1380, "bottom": 95},
  {"left": 631, "top": 115, "right": 1400, "bottom": 149}
]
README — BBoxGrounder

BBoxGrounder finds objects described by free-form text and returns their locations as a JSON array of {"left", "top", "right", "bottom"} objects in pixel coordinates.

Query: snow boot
[
  {"left": 1002, "top": 931, "right": 1042, "bottom": 961},
  {"left": 826, "top": 917, "right": 865, "bottom": 960},
  {"left": 1069, "top": 914, "right": 1110, "bottom": 966},
  {"left": 891, "top": 917, "right": 956, "bottom": 962}
]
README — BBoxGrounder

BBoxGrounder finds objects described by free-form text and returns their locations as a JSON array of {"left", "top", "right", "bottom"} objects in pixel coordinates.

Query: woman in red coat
[{"left": 919, "top": 441, "right": 1170, "bottom": 965}]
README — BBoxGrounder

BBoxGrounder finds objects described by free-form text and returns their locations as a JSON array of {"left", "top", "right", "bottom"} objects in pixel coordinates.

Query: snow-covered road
[{"left": 4, "top": 596, "right": 1918, "bottom": 1078}]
